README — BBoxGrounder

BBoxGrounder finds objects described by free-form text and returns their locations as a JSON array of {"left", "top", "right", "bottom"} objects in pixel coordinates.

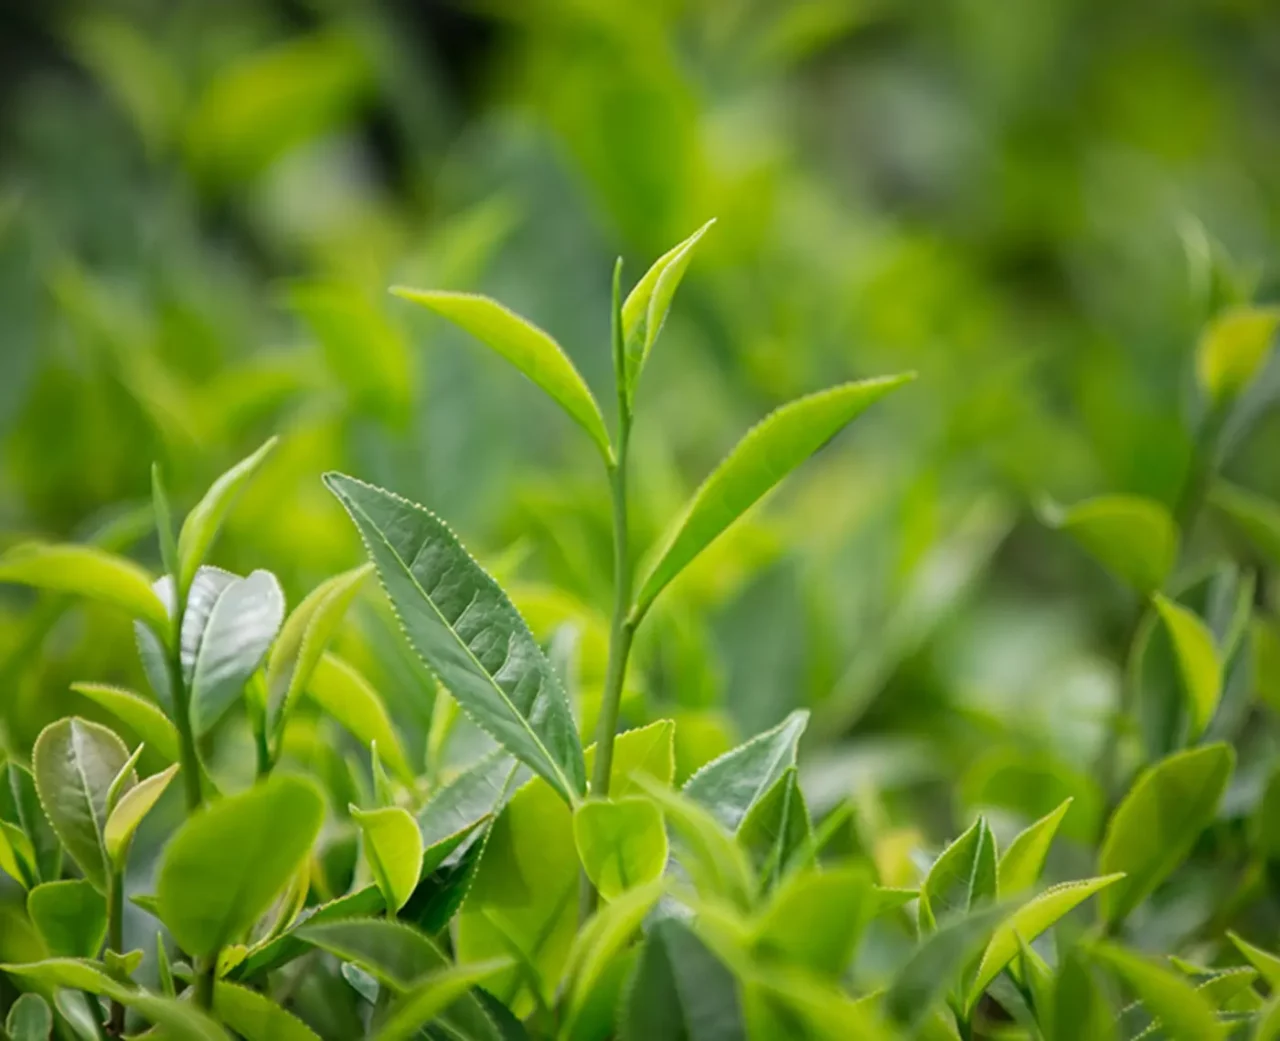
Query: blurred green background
[{"left": 2, "top": 0, "right": 1279, "bottom": 876}]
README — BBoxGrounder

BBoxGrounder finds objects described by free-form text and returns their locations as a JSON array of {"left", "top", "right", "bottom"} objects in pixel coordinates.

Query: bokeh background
[{"left": 2, "top": 0, "right": 1279, "bottom": 897}]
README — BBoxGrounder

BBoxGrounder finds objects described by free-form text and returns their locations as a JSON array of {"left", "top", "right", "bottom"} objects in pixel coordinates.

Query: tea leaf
[
  {"left": 104, "top": 763, "right": 179, "bottom": 865},
  {"left": 1211, "top": 480, "right": 1280, "bottom": 568},
  {"left": 1040, "top": 494, "right": 1178, "bottom": 595},
  {"left": 230, "top": 886, "right": 385, "bottom": 980},
  {"left": 998, "top": 798, "right": 1073, "bottom": 896},
  {"left": 683, "top": 710, "right": 808, "bottom": 834},
  {"left": 189, "top": 569, "right": 285, "bottom": 736},
  {"left": 1196, "top": 305, "right": 1280, "bottom": 405},
  {"left": 1257, "top": 998, "right": 1280, "bottom": 1041},
  {"left": 176, "top": 438, "right": 277, "bottom": 597},
  {"left": 306, "top": 654, "right": 414, "bottom": 784},
  {"left": 573, "top": 797, "right": 667, "bottom": 901},
  {"left": 634, "top": 376, "right": 913, "bottom": 615},
  {"left": 265, "top": 564, "right": 371, "bottom": 732},
  {"left": 324, "top": 473, "right": 585, "bottom": 804},
  {"left": 352, "top": 805, "right": 423, "bottom": 914},
  {"left": 0, "top": 821, "right": 32, "bottom": 889},
  {"left": 1153, "top": 593, "right": 1222, "bottom": 739},
  {"left": 884, "top": 904, "right": 1005, "bottom": 1029},
  {"left": 136, "top": 566, "right": 238, "bottom": 710},
  {"left": 157, "top": 774, "right": 324, "bottom": 957},
  {"left": 967, "top": 875, "right": 1123, "bottom": 1007},
  {"left": 26, "top": 880, "right": 107, "bottom": 958},
  {"left": 1227, "top": 932, "right": 1280, "bottom": 988},
  {"left": 71, "top": 682, "right": 180, "bottom": 762},
  {"left": 1051, "top": 949, "right": 1116, "bottom": 1041},
  {"left": 1091, "top": 943, "right": 1223, "bottom": 1041},
  {"left": 5, "top": 993, "right": 52, "bottom": 1041},
  {"left": 1098, "top": 743, "right": 1233, "bottom": 925},
  {"left": 0, "top": 543, "right": 168, "bottom": 635},
  {"left": 372, "top": 959, "right": 512, "bottom": 1041},
  {"left": 737, "top": 767, "right": 813, "bottom": 891},
  {"left": 390, "top": 289, "right": 612, "bottom": 462},
  {"left": 4, "top": 762, "right": 61, "bottom": 886},
  {"left": 417, "top": 749, "right": 516, "bottom": 853},
  {"left": 752, "top": 866, "right": 876, "bottom": 978},
  {"left": 32, "top": 717, "right": 133, "bottom": 891},
  {"left": 621, "top": 219, "right": 715, "bottom": 402},
  {"left": 212, "top": 980, "right": 323, "bottom": 1041},
  {"left": 918, "top": 816, "right": 997, "bottom": 932},
  {"left": 619, "top": 917, "right": 746, "bottom": 1041},
  {"left": 299, "top": 917, "right": 449, "bottom": 991}
]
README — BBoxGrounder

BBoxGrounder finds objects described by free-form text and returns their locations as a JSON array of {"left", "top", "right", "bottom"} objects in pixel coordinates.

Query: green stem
[
  {"left": 195, "top": 954, "right": 216, "bottom": 1011},
  {"left": 107, "top": 869, "right": 125, "bottom": 1035},
  {"left": 168, "top": 634, "right": 204, "bottom": 814}
]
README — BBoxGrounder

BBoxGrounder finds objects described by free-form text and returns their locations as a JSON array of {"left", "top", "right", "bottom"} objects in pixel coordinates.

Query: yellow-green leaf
[
  {"left": 372, "top": 959, "right": 511, "bottom": 1041},
  {"left": 71, "top": 683, "right": 180, "bottom": 763},
  {"left": 1227, "top": 932, "right": 1280, "bottom": 988},
  {"left": 573, "top": 797, "right": 667, "bottom": 901},
  {"left": 998, "top": 798, "right": 1073, "bottom": 896},
  {"left": 635, "top": 375, "right": 913, "bottom": 616},
  {"left": 1040, "top": 494, "right": 1177, "bottom": 595},
  {"left": 1196, "top": 305, "right": 1280, "bottom": 405},
  {"left": 213, "top": 980, "right": 323, "bottom": 1041},
  {"left": 1152, "top": 594, "right": 1222, "bottom": 739},
  {"left": 390, "top": 289, "right": 612, "bottom": 463},
  {"left": 104, "top": 764, "right": 179, "bottom": 866},
  {"left": 307, "top": 654, "right": 414, "bottom": 785},
  {"left": 352, "top": 805, "right": 422, "bottom": 914},
  {"left": 1091, "top": 943, "right": 1223, "bottom": 1041},
  {"left": 1211, "top": 480, "right": 1280, "bottom": 568}
]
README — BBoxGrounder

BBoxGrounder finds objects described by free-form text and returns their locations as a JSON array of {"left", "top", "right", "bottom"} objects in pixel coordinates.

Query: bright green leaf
[
  {"left": 104, "top": 763, "right": 179, "bottom": 865},
  {"left": 635, "top": 376, "right": 913, "bottom": 615},
  {"left": 1152, "top": 593, "right": 1222, "bottom": 739},
  {"left": 157, "top": 775, "right": 324, "bottom": 958},
  {"left": 573, "top": 797, "right": 667, "bottom": 901},
  {"left": 621, "top": 219, "right": 715, "bottom": 402},
  {"left": 1227, "top": 932, "right": 1280, "bottom": 988},
  {"left": 1097, "top": 743, "right": 1233, "bottom": 925},
  {"left": 71, "top": 683, "right": 180, "bottom": 763},
  {"left": 0, "top": 543, "right": 168, "bottom": 636},
  {"left": 1196, "top": 305, "right": 1280, "bottom": 405},
  {"left": 998, "top": 798, "right": 1073, "bottom": 896},
  {"left": 3, "top": 762, "right": 61, "bottom": 885},
  {"left": 32, "top": 717, "right": 133, "bottom": 891},
  {"left": 1051, "top": 949, "right": 1116, "bottom": 1041},
  {"left": 737, "top": 767, "right": 813, "bottom": 892},
  {"left": 212, "top": 980, "right": 323, "bottom": 1041},
  {"left": 753, "top": 866, "right": 876, "bottom": 978},
  {"left": 306, "top": 654, "right": 414, "bottom": 785},
  {"left": 352, "top": 805, "right": 422, "bottom": 914},
  {"left": 372, "top": 959, "right": 512, "bottom": 1041},
  {"left": 1091, "top": 943, "right": 1223, "bottom": 1041},
  {"left": 265, "top": 564, "right": 371, "bottom": 732},
  {"left": 27, "top": 880, "right": 107, "bottom": 958},
  {"left": 1040, "top": 494, "right": 1178, "bottom": 595},
  {"left": 390, "top": 289, "right": 612, "bottom": 462},
  {"left": 325, "top": 473, "right": 585, "bottom": 804},
  {"left": 918, "top": 816, "right": 997, "bottom": 932},
  {"left": 0, "top": 820, "right": 33, "bottom": 889},
  {"left": 176, "top": 437, "right": 278, "bottom": 600},
  {"left": 967, "top": 874, "right": 1123, "bottom": 1007}
]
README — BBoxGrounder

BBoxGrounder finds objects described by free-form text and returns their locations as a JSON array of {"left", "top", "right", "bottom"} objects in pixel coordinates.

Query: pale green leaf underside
[
  {"left": 391, "top": 288, "right": 612, "bottom": 462},
  {"left": 635, "top": 375, "right": 914, "bottom": 615},
  {"left": 325, "top": 473, "right": 585, "bottom": 804}
]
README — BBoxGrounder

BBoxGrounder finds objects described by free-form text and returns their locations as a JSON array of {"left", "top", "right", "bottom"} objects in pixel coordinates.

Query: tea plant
[{"left": 0, "top": 226, "right": 1279, "bottom": 1041}]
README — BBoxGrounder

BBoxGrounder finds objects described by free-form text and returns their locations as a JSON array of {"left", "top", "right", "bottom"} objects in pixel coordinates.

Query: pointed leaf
[
  {"left": 621, "top": 220, "right": 715, "bottom": 401},
  {"left": 1091, "top": 943, "right": 1223, "bottom": 1041},
  {"left": 353, "top": 805, "right": 423, "bottom": 914},
  {"left": 0, "top": 820, "right": 33, "bottom": 889},
  {"left": 1153, "top": 593, "right": 1222, "bottom": 739},
  {"left": 299, "top": 917, "right": 449, "bottom": 991},
  {"left": 135, "top": 566, "right": 238, "bottom": 710},
  {"left": 967, "top": 875, "right": 1123, "bottom": 1007},
  {"left": 417, "top": 749, "right": 516, "bottom": 854},
  {"left": 1227, "top": 932, "right": 1280, "bottom": 988},
  {"left": 104, "top": 763, "right": 179, "bottom": 865},
  {"left": 157, "top": 775, "right": 324, "bottom": 958},
  {"left": 683, "top": 710, "right": 808, "bottom": 834},
  {"left": 390, "top": 289, "right": 611, "bottom": 461},
  {"left": 212, "top": 980, "right": 323, "bottom": 1041},
  {"left": 32, "top": 717, "right": 133, "bottom": 891},
  {"left": 1041, "top": 494, "right": 1178, "bottom": 595},
  {"left": 27, "top": 880, "right": 107, "bottom": 958},
  {"left": 753, "top": 866, "right": 876, "bottom": 978},
  {"left": 372, "top": 959, "right": 512, "bottom": 1041},
  {"left": 177, "top": 437, "right": 278, "bottom": 597},
  {"left": 1051, "top": 949, "right": 1116, "bottom": 1041},
  {"left": 1195, "top": 305, "right": 1280, "bottom": 405},
  {"left": 189, "top": 569, "right": 285, "bottom": 736},
  {"left": 72, "top": 683, "right": 180, "bottom": 762},
  {"left": 918, "top": 816, "right": 997, "bottom": 932},
  {"left": 4, "top": 762, "right": 61, "bottom": 885},
  {"left": 737, "top": 766, "right": 812, "bottom": 891},
  {"left": 573, "top": 797, "right": 667, "bottom": 901},
  {"left": 1211, "top": 480, "right": 1280, "bottom": 569},
  {"left": 324, "top": 473, "right": 585, "bottom": 803},
  {"left": 5, "top": 993, "right": 52, "bottom": 1041},
  {"left": 266, "top": 564, "right": 371, "bottom": 730},
  {"left": 620, "top": 917, "right": 746, "bottom": 1041},
  {"left": 229, "top": 885, "right": 385, "bottom": 980},
  {"left": 998, "top": 798, "right": 1073, "bottom": 896},
  {"left": 1098, "top": 743, "right": 1233, "bottom": 925},
  {"left": 635, "top": 377, "right": 913, "bottom": 614},
  {"left": 307, "top": 654, "right": 414, "bottom": 784},
  {"left": 0, "top": 543, "right": 168, "bottom": 635}
]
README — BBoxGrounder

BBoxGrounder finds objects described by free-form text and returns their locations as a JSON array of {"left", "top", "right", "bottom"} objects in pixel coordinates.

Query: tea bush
[{"left": 1, "top": 227, "right": 1279, "bottom": 1040}]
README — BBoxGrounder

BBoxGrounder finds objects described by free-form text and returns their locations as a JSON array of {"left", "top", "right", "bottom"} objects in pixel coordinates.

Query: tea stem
[
  {"left": 168, "top": 626, "right": 204, "bottom": 814},
  {"left": 107, "top": 869, "right": 125, "bottom": 1035},
  {"left": 196, "top": 954, "right": 216, "bottom": 1010}
]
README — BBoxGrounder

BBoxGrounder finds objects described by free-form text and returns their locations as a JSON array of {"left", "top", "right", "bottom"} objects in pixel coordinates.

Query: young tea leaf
[
  {"left": 157, "top": 774, "right": 324, "bottom": 958},
  {"left": 352, "top": 805, "right": 423, "bottom": 914},
  {"left": 136, "top": 566, "right": 238, "bottom": 710},
  {"left": 26, "top": 880, "right": 107, "bottom": 958},
  {"left": 1097, "top": 743, "right": 1233, "bottom": 926},
  {"left": 1227, "top": 932, "right": 1280, "bottom": 988},
  {"left": 71, "top": 682, "right": 180, "bottom": 763},
  {"left": 1040, "top": 494, "right": 1178, "bottom": 595},
  {"left": 1211, "top": 480, "right": 1280, "bottom": 568},
  {"left": 998, "top": 798, "right": 1073, "bottom": 896},
  {"left": 753, "top": 866, "right": 876, "bottom": 979},
  {"left": 1051, "top": 949, "right": 1117, "bottom": 1041},
  {"left": 324, "top": 473, "right": 585, "bottom": 804},
  {"left": 104, "top": 763, "right": 179, "bottom": 866},
  {"left": 737, "top": 766, "right": 813, "bottom": 891},
  {"left": 918, "top": 816, "right": 998, "bottom": 932},
  {"left": 572, "top": 797, "right": 667, "bottom": 901},
  {"left": 306, "top": 654, "right": 414, "bottom": 785},
  {"left": 634, "top": 376, "right": 913, "bottom": 616},
  {"left": 1196, "top": 305, "right": 1280, "bottom": 406},
  {"left": 176, "top": 436, "right": 278, "bottom": 599},
  {"left": 1152, "top": 593, "right": 1222, "bottom": 739},
  {"left": 371, "top": 959, "right": 512, "bottom": 1041},
  {"left": 32, "top": 717, "right": 134, "bottom": 891},
  {"left": 1091, "top": 943, "right": 1224, "bottom": 1041},
  {"left": 0, "top": 543, "right": 169, "bottom": 636},
  {"left": 390, "top": 289, "right": 612, "bottom": 463}
]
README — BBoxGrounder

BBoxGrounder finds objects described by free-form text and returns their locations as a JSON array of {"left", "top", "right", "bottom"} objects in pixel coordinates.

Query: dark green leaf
[
  {"left": 736, "top": 766, "right": 812, "bottom": 891},
  {"left": 1211, "top": 480, "right": 1280, "bottom": 568},
  {"left": 918, "top": 816, "right": 997, "bottom": 932},
  {"left": 212, "top": 980, "right": 323, "bottom": 1041}
]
